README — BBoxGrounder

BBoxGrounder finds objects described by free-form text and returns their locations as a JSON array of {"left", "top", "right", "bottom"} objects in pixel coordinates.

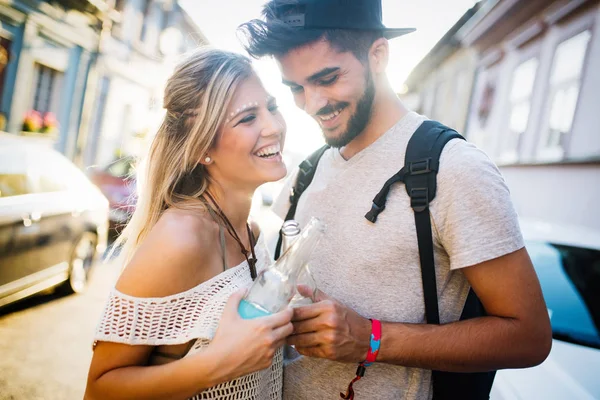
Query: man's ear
[{"left": 369, "top": 37, "right": 389, "bottom": 75}]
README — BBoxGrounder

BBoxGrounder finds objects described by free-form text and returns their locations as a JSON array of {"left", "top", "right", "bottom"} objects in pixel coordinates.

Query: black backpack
[{"left": 275, "top": 120, "right": 495, "bottom": 399}]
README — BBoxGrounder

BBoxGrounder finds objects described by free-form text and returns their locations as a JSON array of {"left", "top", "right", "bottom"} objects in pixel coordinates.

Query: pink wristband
[{"left": 340, "top": 319, "right": 382, "bottom": 400}]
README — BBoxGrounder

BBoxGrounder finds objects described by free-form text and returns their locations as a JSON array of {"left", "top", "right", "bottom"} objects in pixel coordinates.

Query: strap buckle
[
  {"left": 409, "top": 158, "right": 432, "bottom": 175},
  {"left": 290, "top": 160, "right": 313, "bottom": 203},
  {"left": 410, "top": 187, "right": 429, "bottom": 212},
  {"left": 298, "top": 159, "right": 313, "bottom": 176},
  {"left": 364, "top": 202, "right": 386, "bottom": 223}
]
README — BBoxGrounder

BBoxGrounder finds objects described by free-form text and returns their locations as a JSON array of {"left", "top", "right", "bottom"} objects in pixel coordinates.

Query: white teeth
[
  {"left": 255, "top": 143, "right": 281, "bottom": 157},
  {"left": 319, "top": 109, "right": 341, "bottom": 121}
]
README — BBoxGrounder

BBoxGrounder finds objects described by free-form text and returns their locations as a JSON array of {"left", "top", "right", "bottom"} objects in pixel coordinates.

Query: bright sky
[{"left": 179, "top": 0, "right": 478, "bottom": 155}]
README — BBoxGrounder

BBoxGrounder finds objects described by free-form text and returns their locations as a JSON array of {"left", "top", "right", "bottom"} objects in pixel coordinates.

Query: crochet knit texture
[{"left": 93, "top": 235, "right": 283, "bottom": 399}]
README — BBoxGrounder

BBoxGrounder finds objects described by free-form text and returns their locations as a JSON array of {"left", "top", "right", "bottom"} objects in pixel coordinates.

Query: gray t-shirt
[{"left": 272, "top": 112, "right": 524, "bottom": 399}]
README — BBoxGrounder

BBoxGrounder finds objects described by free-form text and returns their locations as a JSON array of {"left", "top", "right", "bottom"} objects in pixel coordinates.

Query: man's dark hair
[{"left": 238, "top": 0, "right": 383, "bottom": 62}]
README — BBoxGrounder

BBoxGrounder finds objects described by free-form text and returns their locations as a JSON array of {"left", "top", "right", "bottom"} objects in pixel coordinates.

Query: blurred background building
[
  {"left": 83, "top": 0, "right": 205, "bottom": 168},
  {"left": 403, "top": 0, "right": 600, "bottom": 232},
  {"left": 0, "top": 0, "right": 107, "bottom": 159},
  {"left": 1, "top": 2, "right": 599, "bottom": 398},
  {"left": 0, "top": 0, "right": 205, "bottom": 169}
]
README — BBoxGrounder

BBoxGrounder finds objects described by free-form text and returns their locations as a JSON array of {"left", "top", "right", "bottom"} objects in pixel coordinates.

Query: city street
[
  {"left": 0, "top": 204, "right": 281, "bottom": 400},
  {"left": 0, "top": 257, "right": 121, "bottom": 400},
  {"left": 0, "top": 0, "right": 599, "bottom": 399}
]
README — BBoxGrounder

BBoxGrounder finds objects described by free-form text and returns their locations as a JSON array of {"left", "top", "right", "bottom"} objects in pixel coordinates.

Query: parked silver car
[{"left": 0, "top": 141, "right": 109, "bottom": 308}]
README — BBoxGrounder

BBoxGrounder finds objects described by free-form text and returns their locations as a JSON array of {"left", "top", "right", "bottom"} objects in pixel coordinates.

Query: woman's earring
[{"left": 204, "top": 156, "right": 212, "bottom": 163}]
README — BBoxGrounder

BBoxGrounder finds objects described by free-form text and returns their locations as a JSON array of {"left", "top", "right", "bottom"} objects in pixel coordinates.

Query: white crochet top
[{"left": 93, "top": 235, "right": 283, "bottom": 400}]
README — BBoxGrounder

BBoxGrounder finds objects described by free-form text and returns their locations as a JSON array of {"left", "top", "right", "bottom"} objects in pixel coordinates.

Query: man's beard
[{"left": 321, "top": 71, "right": 376, "bottom": 148}]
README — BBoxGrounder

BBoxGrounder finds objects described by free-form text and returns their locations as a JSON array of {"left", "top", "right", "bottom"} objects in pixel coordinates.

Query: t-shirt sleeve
[
  {"left": 432, "top": 139, "right": 525, "bottom": 270},
  {"left": 270, "top": 167, "right": 299, "bottom": 221}
]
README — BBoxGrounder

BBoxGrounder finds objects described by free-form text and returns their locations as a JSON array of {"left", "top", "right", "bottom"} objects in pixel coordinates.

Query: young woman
[{"left": 85, "top": 47, "right": 292, "bottom": 400}]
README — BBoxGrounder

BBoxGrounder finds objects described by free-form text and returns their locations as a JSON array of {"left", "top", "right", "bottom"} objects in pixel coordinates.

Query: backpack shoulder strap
[
  {"left": 405, "top": 121, "right": 464, "bottom": 325},
  {"left": 363, "top": 120, "right": 464, "bottom": 323},
  {"left": 405, "top": 122, "right": 497, "bottom": 399},
  {"left": 274, "top": 144, "right": 330, "bottom": 259},
  {"left": 404, "top": 120, "right": 464, "bottom": 210}
]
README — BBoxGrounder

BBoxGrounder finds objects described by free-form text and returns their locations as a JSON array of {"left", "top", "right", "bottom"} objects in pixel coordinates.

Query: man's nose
[{"left": 303, "top": 87, "right": 328, "bottom": 116}]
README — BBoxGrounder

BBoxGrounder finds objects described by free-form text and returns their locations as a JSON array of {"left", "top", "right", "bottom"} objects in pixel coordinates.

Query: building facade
[
  {"left": 460, "top": 0, "right": 600, "bottom": 231},
  {"left": 83, "top": 0, "right": 206, "bottom": 168},
  {"left": 404, "top": 0, "right": 600, "bottom": 232},
  {"left": 0, "top": 0, "right": 108, "bottom": 159},
  {"left": 402, "top": 2, "right": 482, "bottom": 134}
]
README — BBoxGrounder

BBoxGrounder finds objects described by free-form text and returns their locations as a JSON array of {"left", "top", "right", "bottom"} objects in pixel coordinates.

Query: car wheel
[{"left": 58, "top": 232, "right": 97, "bottom": 295}]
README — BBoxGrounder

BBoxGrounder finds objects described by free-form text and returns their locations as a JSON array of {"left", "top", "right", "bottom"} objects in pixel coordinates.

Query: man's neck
[{"left": 340, "top": 89, "right": 409, "bottom": 160}]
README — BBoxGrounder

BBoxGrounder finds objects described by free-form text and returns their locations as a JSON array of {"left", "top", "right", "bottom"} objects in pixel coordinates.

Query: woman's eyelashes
[
  {"left": 238, "top": 114, "right": 256, "bottom": 125},
  {"left": 234, "top": 103, "right": 279, "bottom": 126}
]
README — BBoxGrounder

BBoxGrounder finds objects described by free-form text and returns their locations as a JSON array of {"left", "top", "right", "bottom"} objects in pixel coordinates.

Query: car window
[
  {"left": 527, "top": 240, "right": 600, "bottom": 349},
  {"left": 0, "top": 147, "right": 32, "bottom": 197},
  {"left": 0, "top": 174, "right": 29, "bottom": 197},
  {"left": 28, "top": 148, "right": 90, "bottom": 193}
]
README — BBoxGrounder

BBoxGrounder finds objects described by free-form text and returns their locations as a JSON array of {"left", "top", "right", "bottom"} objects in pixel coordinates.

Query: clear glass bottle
[
  {"left": 280, "top": 220, "right": 318, "bottom": 308},
  {"left": 238, "top": 217, "right": 325, "bottom": 319},
  {"left": 280, "top": 220, "right": 301, "bottom": 255}
]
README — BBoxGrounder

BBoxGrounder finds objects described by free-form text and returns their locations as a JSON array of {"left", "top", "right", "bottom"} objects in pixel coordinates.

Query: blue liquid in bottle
[{"left": 238, "top": 299, "right": 272, "bottom": 319}]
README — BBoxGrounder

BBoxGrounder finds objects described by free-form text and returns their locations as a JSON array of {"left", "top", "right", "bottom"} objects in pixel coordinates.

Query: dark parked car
[{"left": 0, "top": 141, "right": 109, "bottom": 308}]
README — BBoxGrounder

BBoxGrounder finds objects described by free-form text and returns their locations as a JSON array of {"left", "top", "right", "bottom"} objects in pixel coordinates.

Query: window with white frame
[
  {"left": 538, "top": 30, "right": 591, "bottom": 161},
  {"left": 33, "top": 64, "right": 62, "bottom": 115},
  {"left": 469, "top": 65, "right": 498, "bottom": 153},
  {"left": 500, "top": 57, "right": 538, "bottom": 163},
  {"left": 33, "top": 64, "right": 56, "bottom": 113}
]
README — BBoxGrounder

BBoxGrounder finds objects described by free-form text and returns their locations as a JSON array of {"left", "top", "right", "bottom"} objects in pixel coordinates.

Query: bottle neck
[{"left": 276, "top": 219, "right": 324, "bottom": 279}]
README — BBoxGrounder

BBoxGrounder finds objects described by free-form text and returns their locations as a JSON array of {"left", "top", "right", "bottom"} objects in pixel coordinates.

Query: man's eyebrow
[
  {"left": 307, "top": 67, "right": 340, "bottom": 82},
  {"left": 282, "top": 67, "right": 341, "bottom": 87}
]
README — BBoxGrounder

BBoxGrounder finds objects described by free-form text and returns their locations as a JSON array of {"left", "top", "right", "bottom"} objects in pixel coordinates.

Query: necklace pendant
[{"left": 247, "top": 257, "right": 258, "bottom": 279}]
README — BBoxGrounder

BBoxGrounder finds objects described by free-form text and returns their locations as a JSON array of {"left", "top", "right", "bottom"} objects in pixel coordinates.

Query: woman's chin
[
  {"left": 255, "top": 165, "right": 287, "bottom": 185},
  {"left": 266, "top": 166, "right": 288, "bottom": 183}
]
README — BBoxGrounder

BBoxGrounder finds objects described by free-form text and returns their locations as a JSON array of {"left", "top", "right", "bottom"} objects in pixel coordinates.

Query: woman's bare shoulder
[{"left": 115, "top": 209, "right": 220, "bottom": 298}]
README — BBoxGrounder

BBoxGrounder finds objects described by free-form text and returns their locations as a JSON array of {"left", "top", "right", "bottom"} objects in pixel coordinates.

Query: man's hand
[{"left": 286, "top": 285, "right": 372, "bottom": 363}]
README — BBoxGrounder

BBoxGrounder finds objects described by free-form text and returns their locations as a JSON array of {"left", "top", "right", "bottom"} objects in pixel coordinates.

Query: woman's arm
[
  {"left": 86, "top": 340, "right": 228, "bottom": 400},
  {"left": 86, "top": 290, "right": 292, "bottom": 400},
  {"left": 85, "top": 211, "right": 293, "bottom": 400}
]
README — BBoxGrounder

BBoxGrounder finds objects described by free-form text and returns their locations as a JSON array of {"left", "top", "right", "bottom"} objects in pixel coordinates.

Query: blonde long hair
[{"left": 115, "top": 47, "right": 253, "bottom": 263}]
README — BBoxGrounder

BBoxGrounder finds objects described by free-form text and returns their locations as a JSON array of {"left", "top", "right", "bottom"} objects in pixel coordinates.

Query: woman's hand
[{"left": 208, "top": 289, "right": 294, "bottom": 379}]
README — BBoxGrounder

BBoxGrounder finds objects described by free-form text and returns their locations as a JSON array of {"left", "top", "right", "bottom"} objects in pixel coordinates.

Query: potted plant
[
  {"left": 21, "top": 110, "right": 59, "bottom": 139},
  {"left": 41, "top": 112, "right": 59, "bottom": 136},
  {"left": 21, "top": 110, "right": 43, "bottom": 134}
]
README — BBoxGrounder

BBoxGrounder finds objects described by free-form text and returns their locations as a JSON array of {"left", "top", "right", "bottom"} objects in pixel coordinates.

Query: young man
[{"left": 240, "top": 1, "right": 552, "bottom": 398}]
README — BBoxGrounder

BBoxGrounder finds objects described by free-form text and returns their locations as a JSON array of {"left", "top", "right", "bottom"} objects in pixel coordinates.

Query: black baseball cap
[{"left": 272, "top": 0, "right": 416, "bottom": 39}]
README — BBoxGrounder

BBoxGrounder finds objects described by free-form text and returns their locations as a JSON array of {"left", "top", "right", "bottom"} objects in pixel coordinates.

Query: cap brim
[{"left": 383, "top": 28, "right": 416, "bottom": 39}]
